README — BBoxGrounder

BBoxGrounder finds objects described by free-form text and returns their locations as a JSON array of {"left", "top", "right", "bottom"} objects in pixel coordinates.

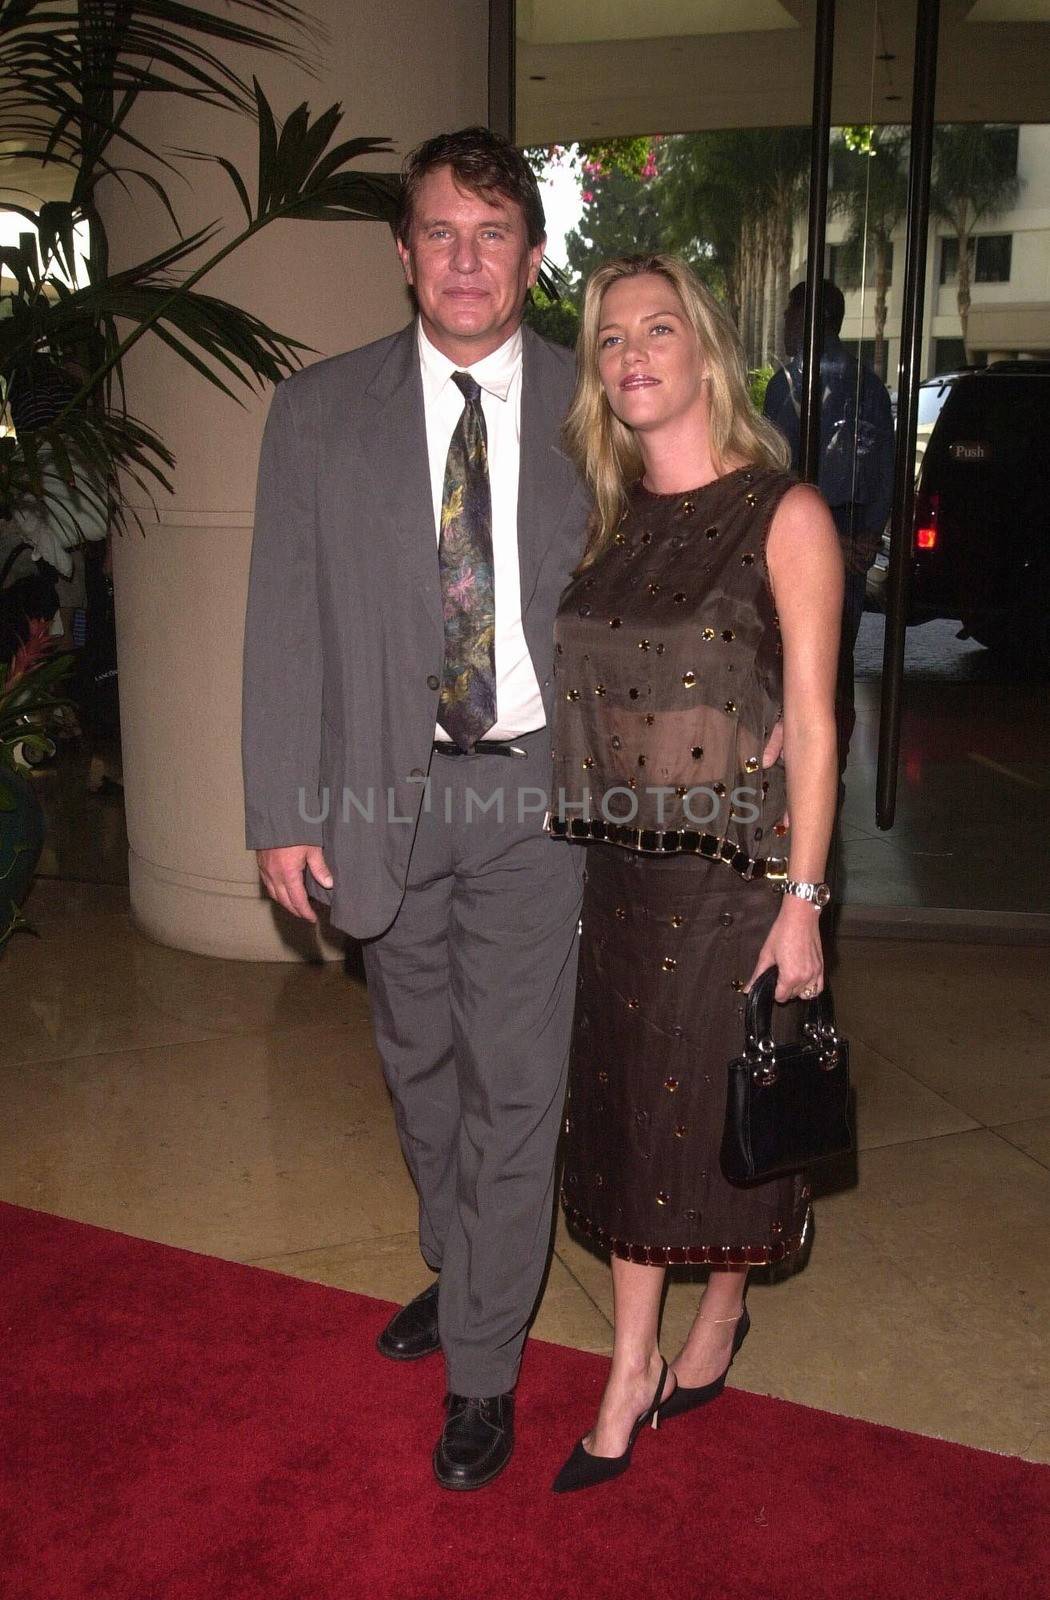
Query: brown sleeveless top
[{"left": 549, "top": 464, "right": 796, "bottom": 878}]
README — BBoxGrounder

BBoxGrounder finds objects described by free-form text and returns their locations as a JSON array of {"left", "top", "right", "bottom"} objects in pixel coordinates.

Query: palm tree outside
[
  {"left": 830, "top": 126, "right": 910, "bottom": 382},
  {"left": 649, "top": 128, "right": 810, "bottom": 368},
  {"left": 931, "top": 123, "right": 1022, "bottom": 350}
]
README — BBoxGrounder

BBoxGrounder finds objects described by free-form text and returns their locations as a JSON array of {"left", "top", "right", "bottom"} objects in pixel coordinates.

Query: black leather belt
[{"left": 432, "top": 738, "right": 533, "bottom": 758}]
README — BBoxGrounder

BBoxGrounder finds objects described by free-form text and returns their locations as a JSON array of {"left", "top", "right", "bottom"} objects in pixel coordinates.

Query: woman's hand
[{"left": 745, "top": 897, "right": 824, "bottom": 1002}]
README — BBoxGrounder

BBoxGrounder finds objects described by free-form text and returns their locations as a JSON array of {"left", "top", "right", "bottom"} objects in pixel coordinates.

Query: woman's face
[{"left": 596, "top": 273, "right": 709, "bottom": 436}]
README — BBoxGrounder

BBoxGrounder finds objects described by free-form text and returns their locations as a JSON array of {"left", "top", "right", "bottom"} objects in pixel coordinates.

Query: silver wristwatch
[{"left": 778, "top": 879, "right": 832, "bottom": 909}]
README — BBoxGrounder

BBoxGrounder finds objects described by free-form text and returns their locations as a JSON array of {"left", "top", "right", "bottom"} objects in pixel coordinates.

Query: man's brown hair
[{"left": 396, "top": 126, "right": 546, "bottom": 247}]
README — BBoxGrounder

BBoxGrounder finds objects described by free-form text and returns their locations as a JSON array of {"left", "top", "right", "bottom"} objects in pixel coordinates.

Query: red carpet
[{"left": 2, "top": 1203, "right": 1047, "bottom": 1600}]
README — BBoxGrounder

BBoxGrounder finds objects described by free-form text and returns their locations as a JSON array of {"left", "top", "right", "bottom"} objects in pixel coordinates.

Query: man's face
[{"left": 397, "top": 165, "right": 545, "bottom": 364}]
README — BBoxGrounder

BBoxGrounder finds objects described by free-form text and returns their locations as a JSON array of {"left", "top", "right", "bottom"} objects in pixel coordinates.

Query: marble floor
[{"left": 3, "top": 871, "right": 1048, "bottom": 1465}]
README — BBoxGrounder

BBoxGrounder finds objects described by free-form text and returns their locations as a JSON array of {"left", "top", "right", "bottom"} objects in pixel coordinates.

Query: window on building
[
  {"left": 827, "top": 242, "right": 850, "bottom": 286},
  {"left": 933, "top": 337, "right": 968, "bottom": 373},
  {"left": 985, "top": 124, "right": 1020, "bottom": 179},
  {"left": 940, "top": 236, "right": 958, "bottom": 283},
  {"left": 974, "top": 233, "right": 1012, "bottom": 282},
  {"left": 940, "top": 233, "right": 1012, "bottom": 284},
  {"left": 827, "top": 240, "right": 893, "bottom": 288}
]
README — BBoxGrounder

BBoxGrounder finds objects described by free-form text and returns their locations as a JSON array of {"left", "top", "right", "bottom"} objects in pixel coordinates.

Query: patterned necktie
[{"left": 437, "top": 371, "right": 497, "bottom": 750}]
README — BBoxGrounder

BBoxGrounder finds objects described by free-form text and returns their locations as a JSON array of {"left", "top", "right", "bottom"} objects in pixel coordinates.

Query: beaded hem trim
[
  {"left": 547, "top": 815, "right": 788, "bottom": 883},
  {"left": 562, "top": 1201, "right": 808, "bottom": 1268}
]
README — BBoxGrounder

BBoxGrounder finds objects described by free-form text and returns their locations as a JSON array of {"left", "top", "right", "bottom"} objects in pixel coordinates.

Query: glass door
[
  {"left": 851, "top": 0, "right": 1050, "bottom": 926},
  {"left": 514, "top": 1, "right": 818, "bottom": 374},
  {"left": 512, "top": 0, "right": 1050, "bottom": 928}
]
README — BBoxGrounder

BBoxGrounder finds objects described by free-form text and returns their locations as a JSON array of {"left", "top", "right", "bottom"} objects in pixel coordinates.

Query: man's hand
[{"left": 256, "top": 844, "right": 333, "bottom": 924}]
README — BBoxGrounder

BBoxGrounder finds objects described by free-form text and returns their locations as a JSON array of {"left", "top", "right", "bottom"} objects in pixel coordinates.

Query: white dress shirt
[{"left": 418, "top": 321, "right": 546, "bottom": 740}]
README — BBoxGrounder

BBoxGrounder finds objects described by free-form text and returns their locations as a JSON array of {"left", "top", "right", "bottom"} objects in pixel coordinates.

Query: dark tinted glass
[{"left": 974, "top": 233, "right": 1012, "bottom": 283}]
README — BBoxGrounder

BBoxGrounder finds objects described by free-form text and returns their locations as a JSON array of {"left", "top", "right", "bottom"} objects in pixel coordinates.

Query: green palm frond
[
  {"left": 179, "top": 80, "right": 397, "bottom": 227},
  {"left": 0, "top": 406, "right": 175, "bottom": 535},
  {"left": 537, "top": 257, "right": 569, "bottom": 303},
  {"left": 0, "top": 2, "right": 401, "bottom": 547},
  {"left": 0, "top": 2, "right": 318, "bottom": 121},
  {"left": 46, "top": 89, "right": 396, "bottom": 410},
  {"left": 85, "top": 284, "right": 310, "bottom": 400},
  {"left": 0, "top": 1, "right": 321, "bottom": 210}
]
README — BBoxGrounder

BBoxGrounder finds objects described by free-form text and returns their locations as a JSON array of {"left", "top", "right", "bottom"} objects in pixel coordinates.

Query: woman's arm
[{"left": 746, "top": 482, "right": 843, "bottom": 1001}]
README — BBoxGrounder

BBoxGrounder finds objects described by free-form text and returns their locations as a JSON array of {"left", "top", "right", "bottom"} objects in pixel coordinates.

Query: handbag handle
[{"left": 744, "top": 964, "right": 839, "bottom": 1058}]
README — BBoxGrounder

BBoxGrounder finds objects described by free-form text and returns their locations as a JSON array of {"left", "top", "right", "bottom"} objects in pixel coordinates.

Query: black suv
[{"left": 870, "top": 360, "right": 1050, "bottom": 665}]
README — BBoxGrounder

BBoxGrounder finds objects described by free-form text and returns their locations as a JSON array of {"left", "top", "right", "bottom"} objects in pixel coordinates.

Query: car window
[
  {"left": 940, "top": 378, "right": 1046, "bottom": 443},
  {"left": 918, "top": 383, "right": 949, "bottom": 426}
]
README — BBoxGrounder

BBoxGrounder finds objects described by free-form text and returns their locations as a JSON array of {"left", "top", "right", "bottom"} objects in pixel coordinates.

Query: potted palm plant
[{"left": 0, "top": 1, "right": 402, "bottom": 947}]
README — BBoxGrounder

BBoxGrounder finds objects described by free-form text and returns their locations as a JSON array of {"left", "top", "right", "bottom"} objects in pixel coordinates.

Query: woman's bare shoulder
[{"left": 766, "top": 483, "right": 842, "bottom": 598}]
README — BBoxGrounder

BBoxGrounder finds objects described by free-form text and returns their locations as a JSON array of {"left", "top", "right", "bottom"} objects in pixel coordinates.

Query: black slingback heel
[
  {"left": 657, "top": 1307, "right": 751, "bottom": 1422},
  {"left": 552, "top": 1359, "right": 671, "bottom": 1494}
]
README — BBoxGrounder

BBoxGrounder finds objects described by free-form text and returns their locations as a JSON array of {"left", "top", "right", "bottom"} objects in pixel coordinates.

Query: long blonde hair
[{"left": 565, "top": 253, "right": 790, "bottom": 568}]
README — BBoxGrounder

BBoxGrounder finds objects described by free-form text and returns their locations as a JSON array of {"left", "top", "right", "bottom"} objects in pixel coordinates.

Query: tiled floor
[{"left": 4, "top": 873, "right": 1048, "bottom": 1464}]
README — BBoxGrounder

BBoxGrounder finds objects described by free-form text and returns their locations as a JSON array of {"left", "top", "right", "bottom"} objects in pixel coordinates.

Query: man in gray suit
[{"left": 242, "top": 128, "right": 589, "bottom": 1489}]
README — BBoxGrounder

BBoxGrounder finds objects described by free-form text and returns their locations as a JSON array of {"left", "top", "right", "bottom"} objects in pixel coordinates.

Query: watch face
[{"left": 815, "top": 884, "right": 832, "bottom": 908}]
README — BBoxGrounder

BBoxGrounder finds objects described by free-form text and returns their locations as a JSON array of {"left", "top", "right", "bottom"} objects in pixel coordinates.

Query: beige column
[{"left": 107, "top": 0, "right": 488, "bottom": 959}]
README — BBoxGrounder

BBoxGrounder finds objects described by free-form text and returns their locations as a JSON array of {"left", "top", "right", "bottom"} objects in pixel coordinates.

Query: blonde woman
[{"left": 548, "top": 255, "right": 842, "bottom": 1492}]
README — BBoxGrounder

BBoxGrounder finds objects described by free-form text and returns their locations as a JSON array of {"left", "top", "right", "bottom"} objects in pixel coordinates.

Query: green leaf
[
  {"left": 255, "top": 76, "right": 279, "bottom": 216},
  {"left": 36, "top": 199, "right": 78, "bottom": 280}
]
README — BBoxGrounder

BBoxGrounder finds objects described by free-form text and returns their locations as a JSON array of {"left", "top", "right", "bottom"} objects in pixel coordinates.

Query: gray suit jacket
[{"left": 242, "top": 321, "right": 591, "bottom": 939}]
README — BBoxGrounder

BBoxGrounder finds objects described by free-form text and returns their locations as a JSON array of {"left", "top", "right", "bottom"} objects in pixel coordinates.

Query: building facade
[{"left": 828, "top": 123, "right": 1050, "bottom": 383}]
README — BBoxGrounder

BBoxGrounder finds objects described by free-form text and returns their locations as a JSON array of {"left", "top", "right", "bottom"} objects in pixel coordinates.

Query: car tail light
[{"left": 914, "top": 489, "right": 940, "bottom": 552}]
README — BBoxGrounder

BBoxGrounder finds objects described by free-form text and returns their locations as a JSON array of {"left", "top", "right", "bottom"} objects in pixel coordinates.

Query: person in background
[{"left": 763, "top": 280, "right": 894, "bottom": 766}]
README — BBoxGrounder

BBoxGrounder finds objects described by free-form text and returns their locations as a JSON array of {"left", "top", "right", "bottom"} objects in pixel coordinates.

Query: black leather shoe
[
  {"left": 433, "top": 1393, "right": 514, "bottom": 1490},
  {"left": 376, "top": 1281, "right": 440, "bottom": 1361}
]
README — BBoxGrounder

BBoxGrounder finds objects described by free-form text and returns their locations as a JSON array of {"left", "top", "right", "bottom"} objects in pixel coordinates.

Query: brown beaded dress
[{"left": 549, "top": 465, "right": 811, "bottom": 1268}]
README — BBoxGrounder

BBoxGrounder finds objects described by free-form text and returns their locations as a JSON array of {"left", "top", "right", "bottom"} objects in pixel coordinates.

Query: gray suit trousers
[{"left": 361, "top": 730, "right": 582, "bottom": 1396}]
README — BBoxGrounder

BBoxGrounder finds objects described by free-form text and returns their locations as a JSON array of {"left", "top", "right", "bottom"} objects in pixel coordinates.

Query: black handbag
[{"left": 720, "top": 965, "right": 853, "bottom": 1183}]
